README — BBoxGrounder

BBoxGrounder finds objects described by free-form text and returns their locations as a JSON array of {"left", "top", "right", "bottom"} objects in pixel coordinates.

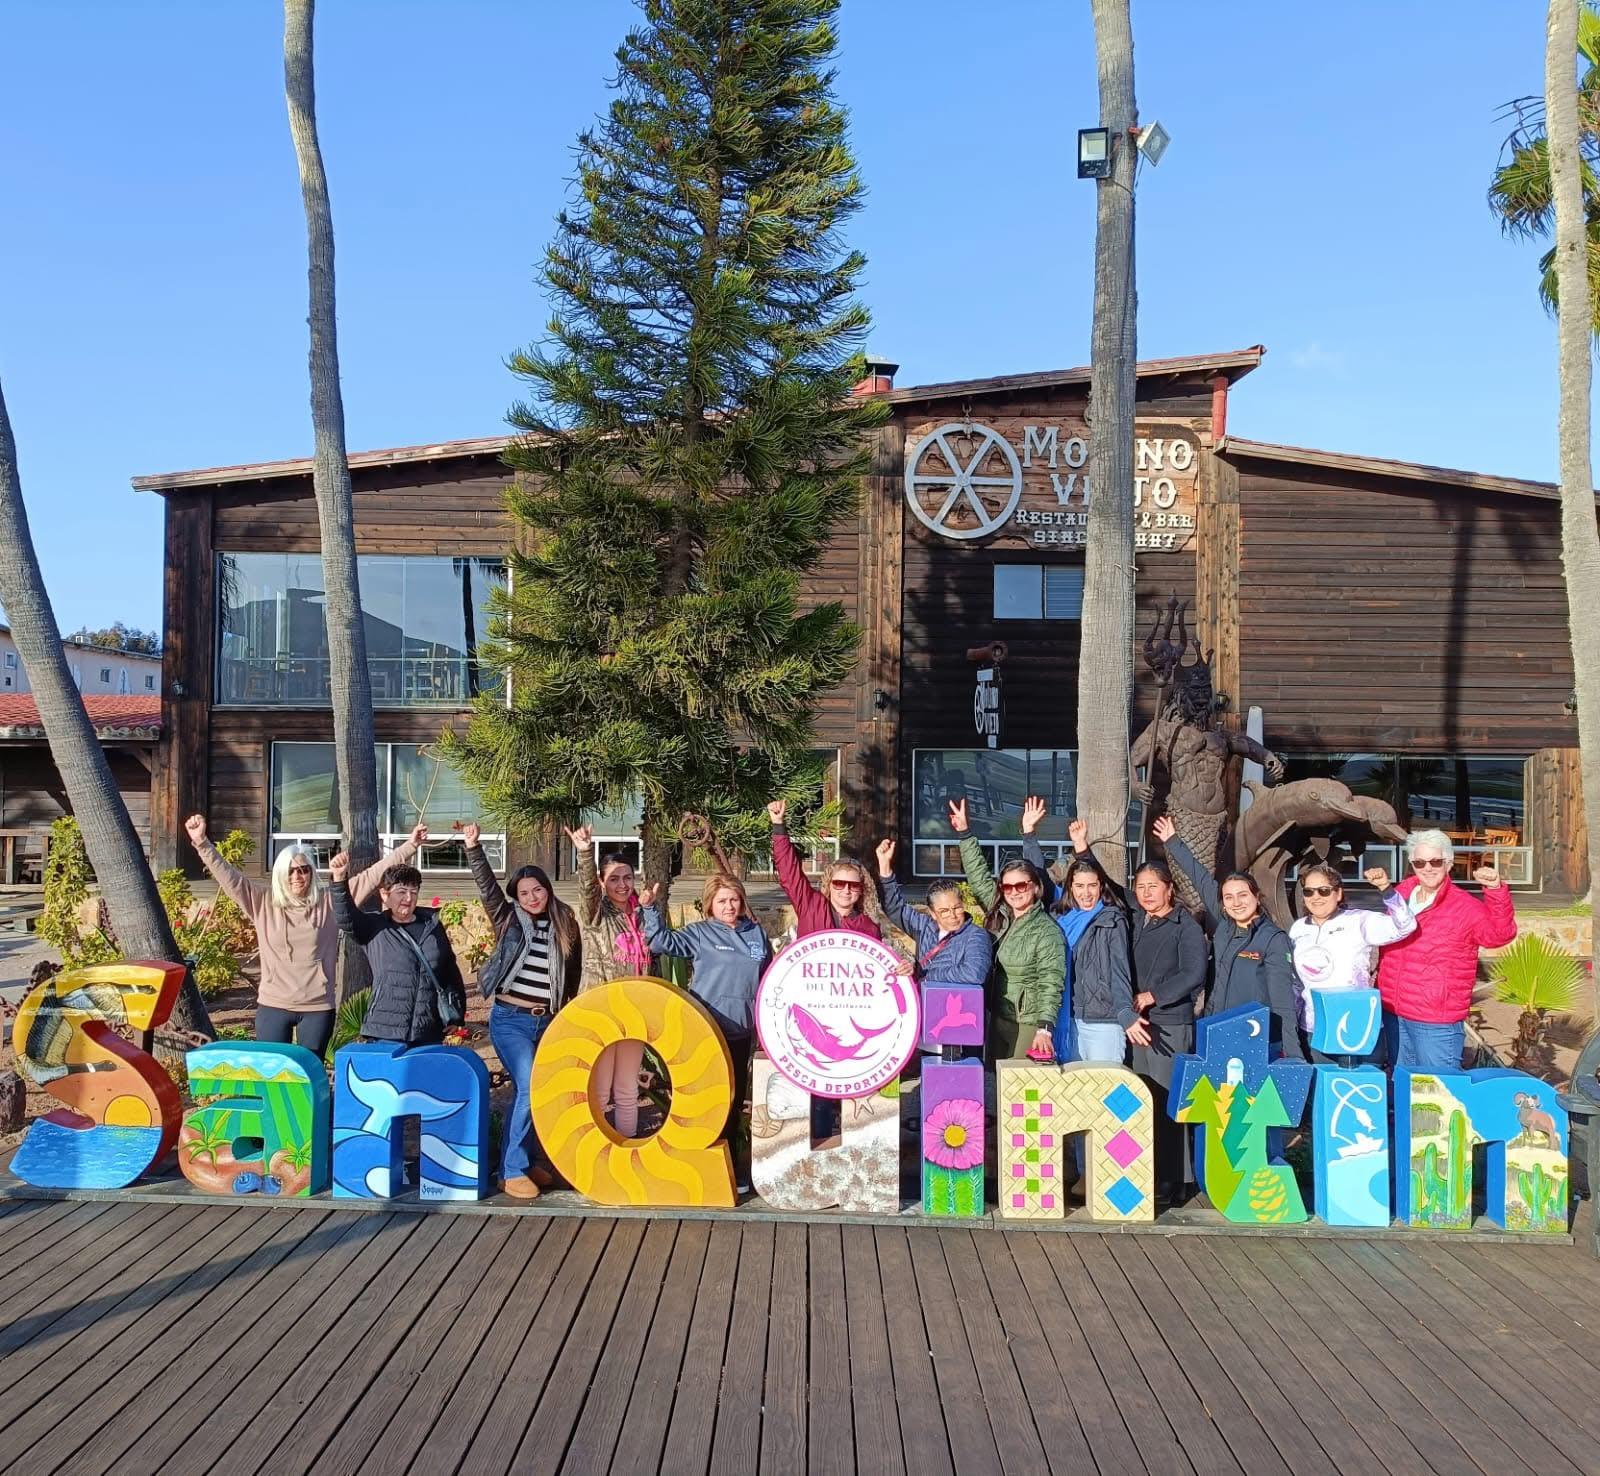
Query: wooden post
[
  {"left": 1194, "top": 447, "right": 1242, "bottom": 731},
  {"left": 851, "top": 419, "right": 905, "bottom": 848},
  {"left": 1525, "top": 747, "right": 1589, "bottom": 899},
  {"left": 154, "top": 494, "right": 215, "bottom": 875}
]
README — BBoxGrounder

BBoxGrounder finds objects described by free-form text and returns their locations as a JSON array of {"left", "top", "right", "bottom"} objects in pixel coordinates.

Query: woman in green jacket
[{"left": 951, "top": 799, "right": 1067, "bottom": 1061}]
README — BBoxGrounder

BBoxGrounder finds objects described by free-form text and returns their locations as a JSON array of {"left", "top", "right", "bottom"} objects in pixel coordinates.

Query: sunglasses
[
  {"left": 1411, "top": 858, "right": 1447, "bottom": 870},
  {"left": 1302, "top": 884, "right": 1338, "bottom": 898},
  {"left": 1001, "top": 880, "right": 1035, "bottom": 894},
  {"left": 829, "top": 879, "right": 864, "bottom": 892},
  {"left": 287, "top": 864, "right": 314, "bottom": 876}
]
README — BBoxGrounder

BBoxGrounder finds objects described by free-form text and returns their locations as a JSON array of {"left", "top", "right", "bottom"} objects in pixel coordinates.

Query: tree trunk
[
  {"left": 283, "top": 0, "right": 379, "bottom": 872},
  {"left": 1547, "top": 0, "right": 1600, "bottom": 1012},
  {"left": 1075, "top": 0, "right": 1138, "bottom": 881},
  {"left": 0, "top": 379, "right": 213, "bottom": 1036},
  {"left": 284, "top": 0, "right": 379, "bottom": 1002}
]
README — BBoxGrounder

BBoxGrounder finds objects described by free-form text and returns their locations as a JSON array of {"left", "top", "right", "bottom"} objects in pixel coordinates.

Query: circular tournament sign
[{"left": 755, "top": 931, "right": 921, "bottom": 1098}]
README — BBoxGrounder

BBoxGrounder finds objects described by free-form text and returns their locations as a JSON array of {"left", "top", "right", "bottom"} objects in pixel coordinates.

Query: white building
[{"left": 0, "top": 623, "right": 162, "bottom": 698}]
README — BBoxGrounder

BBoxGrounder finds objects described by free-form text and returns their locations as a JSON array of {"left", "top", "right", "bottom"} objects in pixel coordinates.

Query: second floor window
[
  {"left": 99, "top": 667, "right": 112, "bottom": 684},
  {"left": 215, "top": 552, "right": 506, "bottom": 708}
]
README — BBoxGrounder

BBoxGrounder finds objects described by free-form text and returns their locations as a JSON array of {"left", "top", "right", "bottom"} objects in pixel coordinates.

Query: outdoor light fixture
[
  {"left": 1077, "top": 127, "right": 1111, "bottom": 180},
  {"left": 1135, "top": 120, "right": 1171, "bottom": 166}
]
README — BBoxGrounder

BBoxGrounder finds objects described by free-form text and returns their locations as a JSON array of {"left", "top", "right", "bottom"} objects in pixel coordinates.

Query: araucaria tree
[{"left": 445, "top": 0, "right": 883, "bottom": 892}]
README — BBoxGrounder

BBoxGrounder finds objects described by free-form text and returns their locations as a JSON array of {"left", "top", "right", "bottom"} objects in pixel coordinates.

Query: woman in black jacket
[
  {"left": 329, "top": 854, "right": 466, "bottom": 1048},
  {"left": 1127, "top": 855, "right": 1209, "bottom": 1201},
  {"left": 1152, "top": 817, "right": 1303, "bottom": 1062}
]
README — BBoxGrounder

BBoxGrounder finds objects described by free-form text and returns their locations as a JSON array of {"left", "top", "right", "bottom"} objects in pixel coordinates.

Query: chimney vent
[{"left": 852, "top": 355, "right": 898, "bottom": 396}]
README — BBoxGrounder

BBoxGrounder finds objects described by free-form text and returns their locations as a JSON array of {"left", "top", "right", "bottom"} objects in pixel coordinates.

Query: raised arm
[
  {"left": 1356, "top": 867, "right": 1417, "bottom": 947},
  {"left": 766, "top": 801, "right": 820, "bottom": 909},
  {"left": 329, "top": 863, "right": 383, "bottom": 945},
  {"left": 640, "top": 893, "right": 696, "bottom": 959},
  {"left": 463, "top": 823, "right": 514, "bottom": 936},
  {"left": 1154, "top": 818, "right": 1221, "bottom": 928},
  {"left": 349, "top": 823, "right": 425, "bottom": 908},
  {"left": 564, "top": 824, "right": 602, "bottom": 925},
  {"left": 185, "top": 815, "right": 268, "bottom": 928},
  {"left": 1469, "top": 868, "right": 1517, "bottom": 949}
]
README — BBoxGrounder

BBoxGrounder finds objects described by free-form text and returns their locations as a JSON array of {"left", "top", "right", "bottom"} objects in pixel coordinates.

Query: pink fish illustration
[
  {"left": 929, "top": 993, "right": 978, "bottom": 1040},
  {"left": 785, "top": 1005, "right": 896, "bottom": 1071}
]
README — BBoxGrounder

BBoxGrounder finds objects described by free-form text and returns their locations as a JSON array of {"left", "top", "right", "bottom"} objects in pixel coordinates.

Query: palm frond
[{"left": 1489, "top": 935, "right": 1584, "bottom": 1016}]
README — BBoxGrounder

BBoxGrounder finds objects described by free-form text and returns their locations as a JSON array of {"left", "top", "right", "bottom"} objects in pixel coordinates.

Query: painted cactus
[{"left": 1447, "top": 1110, "right": 1470, "bottom": 1221}]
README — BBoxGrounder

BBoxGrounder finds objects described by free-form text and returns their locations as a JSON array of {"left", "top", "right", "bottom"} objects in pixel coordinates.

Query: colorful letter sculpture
[
  {"left": 10, "top": 960, "right": 186, "bottom": 1189},
  {"left": 1307, "top": 987, "right": 1382, "bottom": 1058},
  {"left": 920, "top": 985, "right": 985, "bottom": 1052},
  {"left": 332, "top": 1043, "right": 490, "bottom": 1201},
  {"left": 1312, "top": 1068, "right": 1390, "bottom": 1227},
  {"left": 996, "top": 1062, "right": 1155, "bottom": 1222},
  {"left": 530, "top": 977, "right": 735, "bottom": 1208},
  {"left": 1394, "top": 1068, "right": 1569, "bottom": 1233},
  {"left": 179, "top": 1042, "right": 330, "bottom": 1197},
  {"left": 750, "top": 1055, "right": 899, "bottom": 1212},
  {"left": 921, "top": 1060, "right": 985, "bottom": 1216},
  {"left": 1170, "top": 1005, "right": 1314, "bottom": 1225}
]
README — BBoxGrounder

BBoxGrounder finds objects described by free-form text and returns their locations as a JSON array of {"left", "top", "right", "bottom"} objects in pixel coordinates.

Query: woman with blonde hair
[
  {"left": 183, "top": 813, "right": 426, "bottom": 1056},
  {"left": 641, "top": 871, "right": 772, "bottom": 1191},
  {"left": 764, "top": 799, "right": 883, "bottom": 941}
]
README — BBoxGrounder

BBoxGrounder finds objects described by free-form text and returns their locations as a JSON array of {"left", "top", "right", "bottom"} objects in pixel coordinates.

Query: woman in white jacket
[{"left": 1289, "top": 862, "right": 1416, "bottom": 1059}]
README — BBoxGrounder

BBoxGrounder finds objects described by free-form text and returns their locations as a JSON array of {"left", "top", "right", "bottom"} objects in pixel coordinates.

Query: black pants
[
  {"left": 256, "top": 1005, "right": 334, "bottom": 1059},
  {"left": 1132, "top": 1016, "right": 1195, "bottom": 1196}
]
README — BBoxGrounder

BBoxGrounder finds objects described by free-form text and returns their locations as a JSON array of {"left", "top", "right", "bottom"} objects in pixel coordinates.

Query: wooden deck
[{"left": 0, "top": 1197, "right": 1596, "bottom": 1474}]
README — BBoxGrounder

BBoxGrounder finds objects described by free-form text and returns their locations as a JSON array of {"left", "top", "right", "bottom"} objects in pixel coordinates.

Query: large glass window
[
  {"left": 269, "top": 741, "right": 502, "bottom": 873},
  {"left": 992, "top": 564, "right": 1084, "bottom": 621},
  {"left": 1280, "top": 753, "right": 1531, "bottom": 885},
  {"left": 911, "top": 748, "right": 1083, "bottom": 876},
  {"left": 217, "top": 553, "right": 505, "bottom": 707}
]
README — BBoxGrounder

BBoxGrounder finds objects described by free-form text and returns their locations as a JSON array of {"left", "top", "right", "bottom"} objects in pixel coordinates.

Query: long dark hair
[
  {"left": 1054, "top": 856, "right": 1125, "bottom": 915},
  {"left": 506, "top": 864, "right": 580, "bottom": 953},
  {"left": 989, "top": 858, "right": 1043, "bottom": 936}
]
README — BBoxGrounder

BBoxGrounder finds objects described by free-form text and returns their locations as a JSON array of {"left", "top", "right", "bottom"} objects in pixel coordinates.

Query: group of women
[
  {"left": 933, "top": 797, "right": 1516, "bottom": 1203},
  {"left": 187, "top": 787, "right": 1516, "bottom": 1210}
]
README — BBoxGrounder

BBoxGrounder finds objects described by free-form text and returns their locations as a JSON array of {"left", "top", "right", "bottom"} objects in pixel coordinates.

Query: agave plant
[
  {"left": 1490, "top": 934, "right": 1585, "bottom": 1070},
  {"left": 328, "top": 989, "right": 372, "bottom": 1060}
]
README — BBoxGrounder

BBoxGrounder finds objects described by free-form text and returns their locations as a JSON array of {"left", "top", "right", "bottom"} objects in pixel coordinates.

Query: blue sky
[{"left": 0, "top": 0, "right": 1569, "bottom": 632}]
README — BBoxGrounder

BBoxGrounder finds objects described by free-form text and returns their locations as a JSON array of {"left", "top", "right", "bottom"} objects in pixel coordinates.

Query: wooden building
[{"left": 135, "top": 347, "right": 1587, "bottom": 896}]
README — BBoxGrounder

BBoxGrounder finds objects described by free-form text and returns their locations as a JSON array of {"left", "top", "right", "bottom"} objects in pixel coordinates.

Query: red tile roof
[{"left": 0, "top": 694, "right": 162, "bottom": 740}]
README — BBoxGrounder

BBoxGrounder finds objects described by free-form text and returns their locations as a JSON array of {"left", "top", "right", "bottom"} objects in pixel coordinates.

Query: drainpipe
[{"left": 1210, "top": 374, "right": 1229, "bottom": 443}]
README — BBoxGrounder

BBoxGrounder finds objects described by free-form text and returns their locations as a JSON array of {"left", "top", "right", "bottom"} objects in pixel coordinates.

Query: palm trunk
[
  {"left": 0, "top": 378, "right": 213, "bottom": 1036},
  {"left": 283, "top": 0, "right": 379, "bottom": 873},
  {"left": 1546, "top": 0, "right": 1600, "bottom": 1013},
  {"left": 1075, "top": 0, "right": 1138, "bottom": 881}
]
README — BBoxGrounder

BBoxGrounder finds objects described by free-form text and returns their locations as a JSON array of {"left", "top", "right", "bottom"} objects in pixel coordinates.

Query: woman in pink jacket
[{"left": 1375, "top": 828, "right": 1516, "bottom": 1072}]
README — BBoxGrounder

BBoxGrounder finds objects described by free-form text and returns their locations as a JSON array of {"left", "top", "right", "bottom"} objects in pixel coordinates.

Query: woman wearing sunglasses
[
  {"left": 1288, "top": 861, "right": 1415, "bottom": 1062},
  {"left": 183, "top": 812, "right": 427, "bottom": 1057},
  {"left": 765, "top": 799, "right": 882, "bottom": 942},
  {"left": 1154, "top": 815, "right": 1305, "bottom": 1062},
  {"left": 951, "top": 798, "right": 1066, "bottom": 1063},
  {"left": 1375, "top": 829, "right": 1516, "bottom": 1071}
]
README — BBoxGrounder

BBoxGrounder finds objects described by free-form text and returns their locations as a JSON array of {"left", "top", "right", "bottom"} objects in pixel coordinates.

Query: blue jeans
[
  {"left": 1072, "top": 1019, "right": 1128, "bottom": 1066},
  {"left": 1382, "top": 1012, "right": 1465, "bottom": 1074},
  {"left": 489, "top": 1002, "right": 552, "bottom": 1183}
]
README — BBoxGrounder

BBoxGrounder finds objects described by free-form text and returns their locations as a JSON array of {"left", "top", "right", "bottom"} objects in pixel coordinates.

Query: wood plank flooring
[{"left": 0, "top": 1199, "right": 1594, "bottom": 1475}]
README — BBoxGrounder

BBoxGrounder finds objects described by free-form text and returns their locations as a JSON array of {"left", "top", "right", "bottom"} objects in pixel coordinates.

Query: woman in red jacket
[
  {"left": 765, "top": 800, "right": 881, "bottom": 941},
  {"left": 1375, "top": 828, "right": 1516, "bottom": 1072}
]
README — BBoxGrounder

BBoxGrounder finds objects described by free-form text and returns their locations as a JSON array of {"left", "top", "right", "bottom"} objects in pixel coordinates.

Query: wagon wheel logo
[{"left": 904, "top": 422, "right": 1023, "bottom": 541}]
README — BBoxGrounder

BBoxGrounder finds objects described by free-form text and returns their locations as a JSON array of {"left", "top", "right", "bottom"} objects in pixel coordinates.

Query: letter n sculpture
[{"left": 996, "top": 1062, "right": 1155, "bottom": 1222}]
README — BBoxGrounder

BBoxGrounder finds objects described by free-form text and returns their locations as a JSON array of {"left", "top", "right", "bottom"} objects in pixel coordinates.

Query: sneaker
[{"left": 503, "top": 1175, "right": 541, "bottom": 1200}]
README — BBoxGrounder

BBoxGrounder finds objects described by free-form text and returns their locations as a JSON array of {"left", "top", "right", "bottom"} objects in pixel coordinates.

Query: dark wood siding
[
  {"left": 0, "top": 745, "right": 152, "bottom": 848},
  {"left": 1233, "top": 461, "right": 1579, "bottom": 753}
]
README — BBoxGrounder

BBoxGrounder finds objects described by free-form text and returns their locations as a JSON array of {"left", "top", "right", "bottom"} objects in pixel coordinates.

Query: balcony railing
[{"left": 220, "top": 655, "right": 496, "bottom": 708}]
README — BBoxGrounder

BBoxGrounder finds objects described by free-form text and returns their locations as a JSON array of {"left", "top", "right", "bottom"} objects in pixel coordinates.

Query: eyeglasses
[
  {"left": 1001, "top": 880, "right": 1035, "bottom": 894},
  {"left": 1302, "top": 885, "right": 1338, "bottom": 898},
  {"left": 1411, "top": 857, "right": 1447, "bottom": 871},
  {"left": 829, "top": 879, "right": 864, "bottom": 892},
  {"left": 287, "top": 865, "right": 314, "bottom": 877}
]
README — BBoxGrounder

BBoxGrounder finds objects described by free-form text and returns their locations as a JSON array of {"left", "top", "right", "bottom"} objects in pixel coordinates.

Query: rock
[{"left": 0, "top": 1072, "right": 26, "bottom": 1135}]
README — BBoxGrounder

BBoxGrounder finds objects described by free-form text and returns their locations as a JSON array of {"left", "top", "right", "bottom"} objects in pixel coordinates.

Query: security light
[
  {"left": 1077, "top": 128, "right": 1111, "bottom": 180},
  {"left": 1136, "top": 121, "right": 1171, "bottom": 166}
]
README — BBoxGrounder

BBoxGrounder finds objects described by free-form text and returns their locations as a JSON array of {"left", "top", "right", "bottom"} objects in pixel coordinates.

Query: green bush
[
  {"left": 37, "top": 817, "right": 118, "bottom": 966},
  {"left": 157, "top": 828, "right": 259, "bottom": 998}
]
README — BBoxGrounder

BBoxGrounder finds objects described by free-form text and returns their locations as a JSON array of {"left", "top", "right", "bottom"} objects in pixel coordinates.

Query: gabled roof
[
  {"left": 1218, "top": 436, "right": 1584, "bottom": 502},
  {"left": 0, "top": 694, "right": 162, "bottom": 741},
  {"left": 130, "top": 347, "right": 1266, "bottom": 493}
]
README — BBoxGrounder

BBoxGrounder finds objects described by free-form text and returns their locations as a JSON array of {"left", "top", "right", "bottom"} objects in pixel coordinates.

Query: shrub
[
  {"left": 156, "top": 828, "right": 259, "bottom": 999},
  {"left": 37, "top": 817, "right": 118, "bottom": 966},
  {"left": 438, "top": 898, "right": 494, "bottom": 974}
]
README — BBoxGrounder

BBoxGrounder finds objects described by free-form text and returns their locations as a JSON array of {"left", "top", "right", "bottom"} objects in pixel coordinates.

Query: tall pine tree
[{"left": 443, "top": 0, "right": 884, "bottom": 893}]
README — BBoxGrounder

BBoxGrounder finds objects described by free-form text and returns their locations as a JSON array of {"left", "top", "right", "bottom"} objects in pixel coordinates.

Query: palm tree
[
  {"left": 1075, "top": 0, "right": 1139, "bottom": 880},
  {"left": 1545, "top": 0, "right": 1600, "bottom": 1012},
  {"left": 1490, "top": 1, "right": 1600, "bottom": 332},
  {"left": 283, "top": 0, "right": 380, "bottom": 875},
  {"left": 0, "top": 378, "right": 213, "bottom": 1036}
]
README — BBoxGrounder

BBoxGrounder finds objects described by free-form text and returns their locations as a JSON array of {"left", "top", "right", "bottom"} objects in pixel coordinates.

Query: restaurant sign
[{"left": 903, "top": 417, "right": 1199, "bottom": 551}]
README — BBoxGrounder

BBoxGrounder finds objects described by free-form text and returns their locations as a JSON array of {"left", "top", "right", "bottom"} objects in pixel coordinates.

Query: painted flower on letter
[{"left": 924, "top": 1097, "right": 984, "bottom": 1171}]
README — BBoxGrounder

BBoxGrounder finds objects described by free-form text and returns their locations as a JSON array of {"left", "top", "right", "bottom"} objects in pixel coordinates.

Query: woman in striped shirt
[{"left": 466, "top": 822, "right": 582, "bottom": 1200}]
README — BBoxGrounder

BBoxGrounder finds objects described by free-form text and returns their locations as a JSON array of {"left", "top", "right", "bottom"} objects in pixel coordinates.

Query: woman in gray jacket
[{"left": 640, "top": 872, "right": 772, "bottom": 1191}]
